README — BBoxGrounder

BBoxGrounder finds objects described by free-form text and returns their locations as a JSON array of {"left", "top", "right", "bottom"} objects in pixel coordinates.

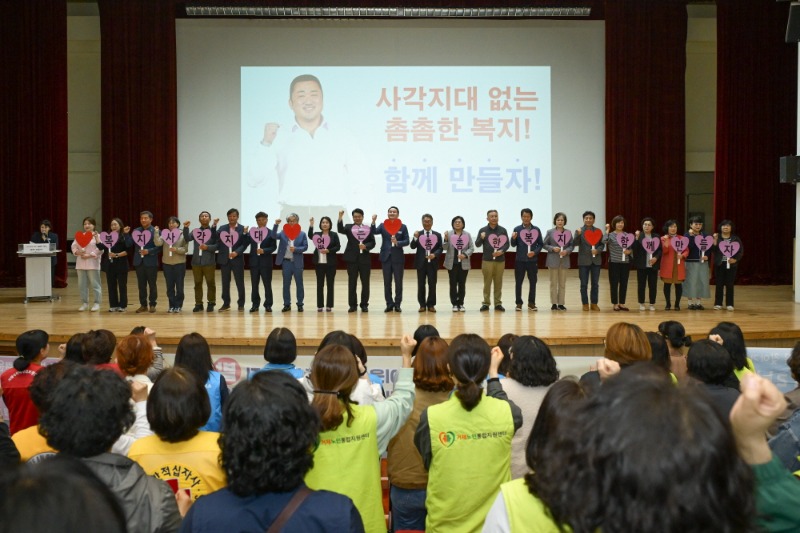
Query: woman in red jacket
[{"left": 659, "top": 220, "right": 689, "bottom": 311}]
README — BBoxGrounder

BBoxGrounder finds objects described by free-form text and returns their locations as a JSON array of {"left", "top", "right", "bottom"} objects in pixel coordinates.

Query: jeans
[
  {"left": 281, "top": 260, "right": 304, "bottom": 307},
  {"left": 390, "top": 485, "right": 427, "bottom": 532},
  {"left": 578, "top": 264, "right": 601, "bottom": 304},
  {"left": 78, "top": 269, "right": 102, "bottom": 304}
]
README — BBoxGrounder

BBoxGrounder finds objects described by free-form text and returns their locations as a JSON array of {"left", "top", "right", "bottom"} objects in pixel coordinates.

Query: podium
[{"left": 18, "top": 243, "right": 59, "bottom": 303}]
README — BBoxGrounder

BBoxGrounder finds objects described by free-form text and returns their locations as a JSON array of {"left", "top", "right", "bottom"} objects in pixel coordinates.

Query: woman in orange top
[{"left": 659, "top": 219, "right": 689, "bottom": 311}]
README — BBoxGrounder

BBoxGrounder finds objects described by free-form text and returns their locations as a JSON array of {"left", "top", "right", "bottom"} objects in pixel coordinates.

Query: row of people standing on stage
[{"left": 68, "top": 207, "right": 743, "bottom": 314}]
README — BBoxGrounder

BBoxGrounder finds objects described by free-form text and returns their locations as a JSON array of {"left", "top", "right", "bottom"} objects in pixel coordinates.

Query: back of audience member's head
[
  {"left": 114, "top": 334, "right": 154, "bottom": 377},
  {"left": 412, "top": 337, "right": 454, "bottom": 393},
  {"left": 529, "top": 364, "right": 754, "bottom": 532},
  {"left": 174, "top": 332, "right": 215, "bottom": 387},
  {"left": 646, "top": 332, "right": 671, "bottom": 373},
  {"left": 317, "top": 330, "right": 357, "bottom": 355},
  {"left": 524, "top": 379, "right": 587, "bottom": 477},
  {"left": 40, "top": 365, "right": 134, "bottom": 458},
  {"left": 658, "top": 320, "right": 692, "bottom": 350},
  {"left": 14, "top": 329, "right": 49, "bottom": 371},
  {"left": 349, "top": 334, "right": 369, "bottom": 366},
  {"left": 509, "top": 336, "right": 559, "bottom": 387},
  {"left": 263, "top": 327, "right": 297, "bottom": 365},
  {"left": 604, "top": 322, "right": 651, "bottom": 365},
  {"left": 148, "top": 367, "right": 211, "bottom": 443},
  {"left": 0, "top": 455, "right": 127, "bottom": 533},
  {"left": 687, "top": 339, "right": 735, "bottom": 386},
  {"left": 448, "top": 334, "right": 491, "bottom": 412},
  {"left": 29, "top": 361, "right": 75, "bottom": 414},
  {"left": 62, "top": 333, "right": 86, "bottom": 364},
  {"left": 81, "top": 329, "right": 117, "bottom": 365},
  {"left": 709, "top": 322, "right": 748, "bottom": 371},
  {"left": 129, "top": 325, "right": 146, "bottom": 335},
  {"left": 310, "top": 345, "right": 359, "bottom": 431},
  {"left": 412, "top": 324, "right": 440, "bottom": 357},
  {"left": 787, "top": 341, "right": 800, "bottom": 385},
  {"left": 496, "top": 333, "right": 518, "bottom": 377},
  {"left": 222, "top": 371, "right": 320, "bottom": 497}
]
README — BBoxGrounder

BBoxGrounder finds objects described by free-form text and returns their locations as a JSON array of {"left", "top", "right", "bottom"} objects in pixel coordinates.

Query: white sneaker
[
  {"left": 90, "top": 303, "right": 100, "bottom": 312},
  {"left": 108, "top": 307, "right": 118, "bottom": 312},
  {"left": 452, "top": 306, "right": 459, "bottom": 312},
  {"left": 639, "top": 304, "right": 645, "bottom": 311},
  {"left": 726, "top": 306, "right": 734, "bottom": 311},
  {"left": 649, "top": 305, "right": 655, "bottom": 311},
  {"left": 459, "top": 306, "right": 466, "bottom": 312},
  {"left": 714, "top": 305, "right": 722, "bottom": 310},
  {"left": 78, "top": 303, "right": 88, "bottom": 311}
]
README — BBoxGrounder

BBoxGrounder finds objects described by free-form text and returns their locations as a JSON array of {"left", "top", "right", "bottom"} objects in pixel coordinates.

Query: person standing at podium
[{"left": 31, "top": 219, "right": 58, "bottom": 287}]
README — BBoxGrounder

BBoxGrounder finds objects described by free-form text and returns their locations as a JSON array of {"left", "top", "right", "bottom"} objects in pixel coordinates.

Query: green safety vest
[
  {"left": 305, "top": 404, "right": 385, "bottom": 533},
  {"left": 501, "top": 478, "right": 565, "bottom": 533},
  {"left": 426, "top": 393, "right": 514, "bottom": 533}
]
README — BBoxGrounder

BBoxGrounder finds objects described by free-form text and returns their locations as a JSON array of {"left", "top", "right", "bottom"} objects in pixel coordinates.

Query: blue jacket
[{"left": 273, "top": 224, "right": 308, "bottom": 266}]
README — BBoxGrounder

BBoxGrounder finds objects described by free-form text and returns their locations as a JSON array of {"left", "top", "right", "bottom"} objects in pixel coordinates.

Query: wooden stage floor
[{"left": 1, "top": 270, "right": 799, "bottom": 357}]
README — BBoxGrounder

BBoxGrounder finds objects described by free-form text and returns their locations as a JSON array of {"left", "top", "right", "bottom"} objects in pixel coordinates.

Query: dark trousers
[
  {"left": 578, "top": 264, "right": 601, "bottom": 304},
  {"left": 637, "top": 267, "right": 658, "bottom": 304},
  {"left": 221, "top": 261, "right": 245, "bottom": 307},
  {"left": 250, "top": 263, "right": 273, "bottom": 308},
  {"left": 416, "top": 262, "right": 438, "bottom": 308},
  {"left": 346, "top": 260, "right": 371, "bottom": 309},
  {"left": 163, "top": 263, "right": 186, "bottom": 308},
  {"left": 315, "top": 262, "right": 337, "bottom": 308},
  {"left": 714, "top": 264, "right": 738, "bottom": 306},
  {"left": 607, "top": 262, "right": 630, "bottom": 305},
  {"left": 106, "top": 269, "right": 128, "bottom": 308},
  {"left": 382, "top": 260, "right": 404, "bottom": 306},
  {"left": 514, "top": 261, "right": 538, "bottom": 306},
  {"left": 135, "top": 265, "right": 158, "bottom": 307},
  {"left": 448, "top": 262, "right": 468, "bottom": 306},
  {"left": 663, "top": 283, "right": 683, "bottom": 306}
]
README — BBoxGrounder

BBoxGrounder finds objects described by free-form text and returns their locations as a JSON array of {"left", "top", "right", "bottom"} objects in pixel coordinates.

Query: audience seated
[
  {"left": 579, "top": 322, "right": 652, "bottom": 394},
  {"left": 687, "top": 339, "right": 741, "bottom": 417},
  {"left": 1, "top": 330, "right": 50, "bottom": 435},
  {"left": 250, "top": 327, "right": 304, "bottom": 379},
  {"left": 173, "top": 332, "right": 228, "bottom": 432},
  {"left": 658, "top": 320, "right": 691, "bottom": 381}
]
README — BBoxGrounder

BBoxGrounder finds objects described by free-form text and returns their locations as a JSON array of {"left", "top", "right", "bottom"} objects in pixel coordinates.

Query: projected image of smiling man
[{"left": 249, "top": 74, "right": 368, "bottom": 224}]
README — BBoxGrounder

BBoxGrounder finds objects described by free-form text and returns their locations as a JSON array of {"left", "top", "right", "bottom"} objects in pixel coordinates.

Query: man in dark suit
[
  {"left": 337, "top": 208, "right": 376, "bottom": 312},
  {"left": 215, "top": 208, "right": 247, "bottom": 312},
  {"left": 410, "top": 213, "right": 443, "bottom": 312},
  {"left": 132, "top": 211, "right": 161, "bottom": 313},
  {"left": 371, "top": 206, "right": 409, "bottom": 312},
  {"left": 246, "top": 211, "right": 277, "bottom": 313}
]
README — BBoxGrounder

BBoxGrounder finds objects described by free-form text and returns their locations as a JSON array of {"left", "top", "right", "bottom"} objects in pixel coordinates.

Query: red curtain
[
  {"left": 98, "top": 0, "right": 179, "bottom": 229},
  {"left": 0, "top": 0, "right": 68, "bottom": 288},
  {"left": 604, "top": 0, "right": 687, "bottom": 234},
  {"left": 716, "top": 0, "right": 796, "bottom": 284}
]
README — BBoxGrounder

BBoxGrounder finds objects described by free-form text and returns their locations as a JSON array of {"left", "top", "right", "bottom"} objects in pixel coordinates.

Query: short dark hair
[
  {"left": 486, "top": 209, "right": 498, "bottom": 217},
  {"left": 389, "top": 206, "right": 400, "bottom": 214},
  {"left": 40, "top": 365, "right": 135, "bottom": 457},
  {"left": 708, "top": 321, "right": 748, "bottom": 371},
  {"left": 640, "top": 216, "right": 655, "bottom": 228},
  {"left": 81, "top": 330, "right": 117, "bottom": 365},
  {"left": 496, "top": 333, "right": 518, "bottom": 377},
  {"left": 14, "top": 330, "right": 49, "bottom": 371},
  {"left": 351, "top": 208, "right": 364, "bottom": 217},
  {"left": 110, "top": 217, "right": 125, "bottom": 231},
  {"left": 317, "top": 330, "right": 358, "bottom": 355},
  {"left": 349, "top": 334, "right": 368, "bottom": 366},
  {"left": 29, "top": 361, "right": 75, "bottom": 413},
  {"left": 451, "top": 215, "right": 465, "bottom": 229},
  {"left": 582, "top": 211, "right": 595, "bottom": 219},
  {"left": 0, "top": 455, "right": 127, "bottom": 533},
  {"left": 62, "top": 333, "right": 86, "bottom": 364},
  {"left": 528, "top": 364, "right": 755, "bottom": 532},
  {"left": 148, "top": 367, "right": 210, "bottom": 443},
  {"left": 788, "top": 341, "right": 800, "bottom": 383},
  {"left": 166, "top": 216, "right": 181, "bottom": 227},
  {"left": 520, "top": 208, "right": 532, "bottom": 217},
  {"left": 553, "top": 212, "right": 567, "bottom": 225},
  {"left": 688, "top": 215, "right": 704, "bottom": 225},
  {"left": 289, "top": 74, "right": 322, "bottom": 97},
  {"left": 318, "top": 216, "right": 333, "bottom": 230},
  {"left": 610, "top": 215, "right": 626, "bottom": 228},
  {"left": 687, "top": 339, "right": 735, "bottom": 385},
  {"left": 174, "top": 332, "right": 215, "bottom": 387},
  {"left": 114, "top": 335, "right": 154, "bottom": 377},
  {"left": 82, "top": 216, "right": 97, "bottom": 227},
  {"left": 449, "top": 334, "right": 491, "bottom": 411},
  {"left": 413, "top": 337, "right": 454, "bottom": 393},
  {"left": 663, "top": 219, "right": 679, "bottom": 234},
  {"left": 421, "top": 213, "right": 433, "bottom": 222},
  {"left": 412, "top": 324, "right": 440, "bottom": 357},
  {"left": 39, "top": 219, "right": 52, "bottom": 229},
  {"left": 509, "top": 336, "right": 560, "bottom": 387},
  {"left": 264, "top": 327, "right": 297, "bottom": 365},
  {"left": 139, "top": 211, "right": 153, "bottom": 219},
  {"left": 255, "top": 211, "right": 268, "bottom": 219},
  {"left": 717, "top": 219, "right": 736, "bottom": 235},
  {"left": 221, "top": 371, "right": 320, "bottom": 496},
  {"left": 226, "top": 208, "right": 239, "bottom": 217},
  {"left": 658, "top": 320, "right": 692, "bottom": 349}
]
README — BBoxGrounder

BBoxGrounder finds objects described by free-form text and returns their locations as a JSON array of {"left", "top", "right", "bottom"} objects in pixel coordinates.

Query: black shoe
[
  {"left": 265, "top": 307, "right": 272, "bottom": 313},
  {"left": 551, "top": 304, "right": 558, "bottom": 311},
  {"left": 696, "top": 304, "right": 705, "bottom": 310},
  {"left": 297, "top": 305, "right": 304, "bottom": 312},
  {"left": 394, "top": 306, "right": 402, "bottom": 312},
  {"left": 193, "top": 305, "right": 203, "bottom": 313},
  {"left": 238, "top": 306, "right": 245, "bottom": 312},
  {"left": 674, "top": 304, "right": 681, "bottom": 311},
  {"left": 348, "top": 307, "right": 357, "bottom": 313},
  {"left": 480, "top": 305, "right": 490, "bottom": 312},
  {"left": 281, "top": 306, "right": 291, "bottom": 312},
  {"left": 558, "top": 305, "right": 567, "bottom": 311},
  {"left": 688, "top": 304, "right": 697, "bottom": 310},
  {"left": 218, "top": 304, "right": 230, "bottom": 312},
  {"left": 207, "top": 304, "right": 215, "bottom": 312},
  {"left": 665, "top": 303, "right": 671, "bottom": 311},
  {"left": 385, "top": 306, "right": 394, "bottom": 313},
  {"left": 361, "top": 306, "right": 368, "bottom": 313},
  {"left": 495, "top": 305, "right": 505, "bottom": 312},
  {"left": 249, "top": 306, "right": 259, "bottom": 313}
]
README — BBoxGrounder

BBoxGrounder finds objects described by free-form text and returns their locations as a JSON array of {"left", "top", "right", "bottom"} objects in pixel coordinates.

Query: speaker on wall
[{"left": 779, "top": 155, "right": 800, "bottom": 183}]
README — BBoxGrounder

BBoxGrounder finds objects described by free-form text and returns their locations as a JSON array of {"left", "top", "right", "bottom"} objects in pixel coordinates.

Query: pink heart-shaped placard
[
  {"left": 488, "top": 234, "right": 508, "bottom": 250},
  {"left": 518, "top": 228, "right": 540, "bottom": 248},
  {"left": 161, "top": 228, "right": 182, "bottom": 246},
  {"left": 719, "top": 240, "right": 741, "bottom": 258},
  {"left": 641, "top": 236, "right": 660, "bottom": 253},
  {"left": 384, "top": 219, "right": 402, "bottom": 236},
  {"left": 131, "top": 229, "right": 151, "bottom": 247},
  {"left": 218, "top": 230, "right": 239, "bottom": 248},
  {"left": 419, "top": 233, "right": 438, "bottom": 251},
  {"left": 583, "top": 227, "right": 602, "bottom": 246},
  {"left": 670, "top": 235, "right": 689, "bottom": 253},
  {"left": 694, "top": 235, "right": 714, "bottom": 251},
  {"left": 191, "top": 228, "right": 211, "bottom": 245},
  {"left": 313, "top": 234, "right": 331, "bottom": 250},
  {"left": 249, "top": 227, "right": 269, "bottom": 244},
  {"left": 74, "top": 231, "right": 93, "bottom": 248},
  {"left": 283, "top": 224, "right": 301, "bottom": 241},
  {"left": 553, "top": 229, "right": 572, "bottom": 248},
  {"left": 449, "top": 233, "right": 468, "bottom": 250},
  {"left": 351, "top": 224, "right": 370, "bottom": 242},
  {"left": 98, "top": 231, "right": 118, "bottom": 248},
  {"left": 615, "top": 232, "right": 635, "bottom": 249}
]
